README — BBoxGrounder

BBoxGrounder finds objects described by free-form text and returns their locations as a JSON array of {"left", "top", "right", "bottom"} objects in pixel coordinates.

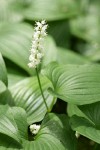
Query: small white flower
[
  {"left": 30, "top": 124, "right": 40, "bottom": 135},
  {"left": 36, "top": 22, "right": 43, "bottom": 28},
  {"left": 37, "top": 53, "right": 43, "bottom": 59},
  {"left": 29, "top": 54, "right": 34, "bottom": 61},
  {"left": 28, "top": 20, "right": 48, "bottom": 68}
]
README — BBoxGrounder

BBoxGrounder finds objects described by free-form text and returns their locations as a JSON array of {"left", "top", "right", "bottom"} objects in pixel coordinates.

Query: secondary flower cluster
[
  {"left": 28, "top": 20, "right": 48, "bottom": 68},
  {"left": 30, "top": 124, "right": 40, "bottom": 135}
]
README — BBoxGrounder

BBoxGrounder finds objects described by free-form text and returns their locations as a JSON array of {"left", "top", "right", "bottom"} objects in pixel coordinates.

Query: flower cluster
[
  {"left": 28, "top": 20, "right": 48, "bottom": 68},
  {"left": 29, "top": 124, "right": 40, "bottom": 135}
]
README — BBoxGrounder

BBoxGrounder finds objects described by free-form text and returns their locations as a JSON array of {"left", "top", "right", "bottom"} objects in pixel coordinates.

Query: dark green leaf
[
  {"left": 70, "top": 115, "right": 100, "bottom": 144},
  {"left": 0, "top": 53, "right": 7, "bottom": 86},
  {"left": 79, "top": 102, "right": 100, "bottom": 129},
  {"left": 70, "top": 102, "right": 100, "bottom": 144}
]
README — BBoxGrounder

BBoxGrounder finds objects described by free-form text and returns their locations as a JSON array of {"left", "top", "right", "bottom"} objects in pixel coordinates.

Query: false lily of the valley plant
[{"left": 0, "top": 1, "right": 100, "bottom": 149}]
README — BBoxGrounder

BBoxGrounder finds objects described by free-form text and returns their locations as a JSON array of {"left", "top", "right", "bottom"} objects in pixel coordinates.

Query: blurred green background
[{"left": 0, "top": 0, "right": 100, "bottom": 149}]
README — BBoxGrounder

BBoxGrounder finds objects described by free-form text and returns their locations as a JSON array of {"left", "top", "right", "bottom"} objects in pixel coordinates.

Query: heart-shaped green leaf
[
  {"left": 10, "top": 76, "right": 56, "bottom": 124},
  {"left": 42, "top": 63, "right": 100, "bottom": 105}
]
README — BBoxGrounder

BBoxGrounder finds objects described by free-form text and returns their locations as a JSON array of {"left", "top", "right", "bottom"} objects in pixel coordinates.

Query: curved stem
[{"left": 35, "top": 68, "right": 49, "bottom": 112}]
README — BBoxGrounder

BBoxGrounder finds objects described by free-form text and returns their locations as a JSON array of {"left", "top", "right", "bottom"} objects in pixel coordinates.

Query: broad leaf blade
[
  {"left": 10, "top": 76, "right": 55, "bottom": 124},
  {"left": 42, "top": 63, "right": 100, "bottom": 105}
]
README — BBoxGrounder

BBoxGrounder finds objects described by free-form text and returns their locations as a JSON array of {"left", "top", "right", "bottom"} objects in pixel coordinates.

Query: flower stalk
[{"left": 35, "top": 67, "right": 49, "bottom": 112}]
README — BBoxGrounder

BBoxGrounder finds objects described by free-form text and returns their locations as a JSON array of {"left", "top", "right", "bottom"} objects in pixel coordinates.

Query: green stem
[{"left": 35, "top": 67, "right": 49, "bottom": 112}]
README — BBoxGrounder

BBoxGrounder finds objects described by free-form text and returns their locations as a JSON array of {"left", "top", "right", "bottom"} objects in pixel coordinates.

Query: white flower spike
[{"left": 28, "top": 20, "right": 48, "bottom": 68}]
